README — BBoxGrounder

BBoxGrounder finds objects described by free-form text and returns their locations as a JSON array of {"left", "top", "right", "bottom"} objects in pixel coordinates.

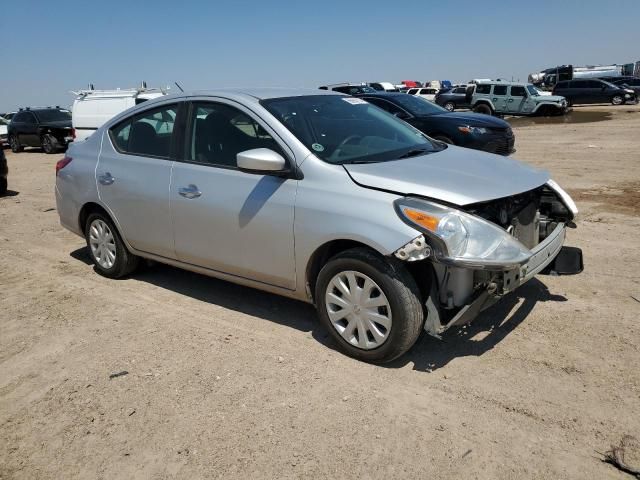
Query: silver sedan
[{"left": 55, "top": 88, "right": 582, "bottom": 362}]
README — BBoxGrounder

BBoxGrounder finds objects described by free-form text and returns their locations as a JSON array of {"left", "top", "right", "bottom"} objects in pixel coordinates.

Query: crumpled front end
[{"left": 393, "top": 181, "right": 583, "bottom": 337}]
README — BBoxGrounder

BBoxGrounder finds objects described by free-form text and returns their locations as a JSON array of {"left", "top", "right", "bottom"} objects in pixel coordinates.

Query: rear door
[
  {"left": 170, "top": 99, "right": 297, "bottom": 289},
  {"left": 96, "top": 101, "right": 182, "bottom": 258},
  {"left": 507, "top": 85, "right": 532, "bottom": 113}
]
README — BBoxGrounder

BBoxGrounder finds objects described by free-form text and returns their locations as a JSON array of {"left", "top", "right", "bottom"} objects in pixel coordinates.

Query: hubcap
[
  {"left": 89, "top": 219, "right": 116, "bottom": 269},
  {"left": 325, "top": 271, "right": 392, "bottom": 350},
  {"left": 613, "top": 96, "right": 622, "bottom": 105},
  {"left": 445, "top": 103, "right": 454, "bottom": 111}
]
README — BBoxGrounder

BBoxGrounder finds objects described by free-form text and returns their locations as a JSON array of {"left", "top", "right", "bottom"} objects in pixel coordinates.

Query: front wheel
[
  {"left": 9, "top": 135, "right": 23, "bottom": 153},
  {"left": 315, "top": 248, "right": 424, "bottom": 363},
  {"left": 85, "top": 213, "right": 139, "bottom": 278},
  {"left": 443, "top": 101, "right": 455, "bottom": 112},
  {"left": 611, "top": 95, "right": 624, "bottom": 106},
  {"left": 473, "top": 103, "right": 493, "bottom": 115}
]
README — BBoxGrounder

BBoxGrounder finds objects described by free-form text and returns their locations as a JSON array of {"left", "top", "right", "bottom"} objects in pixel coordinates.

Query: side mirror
[
  {"left": 237, "top": 148, "right": 287, "bottom": 174},
  {"left": 394, "top": 111, "right": 411, "bottom": 120}
]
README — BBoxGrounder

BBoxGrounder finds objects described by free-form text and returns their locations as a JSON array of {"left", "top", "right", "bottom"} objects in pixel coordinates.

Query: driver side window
[{"left": 188, "top": 102, "right": 283, "bottom": 168}]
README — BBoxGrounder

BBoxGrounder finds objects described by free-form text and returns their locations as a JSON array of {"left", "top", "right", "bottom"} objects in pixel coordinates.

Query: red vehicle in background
[{"left": 401, "top": 80, "right": 423, "bottom": 88}]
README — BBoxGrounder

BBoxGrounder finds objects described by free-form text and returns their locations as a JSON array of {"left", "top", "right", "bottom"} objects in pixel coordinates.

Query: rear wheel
[
  {"left": 473, "top": 103, "right": 493, "bottom": 115},
  {"left": 611, "top": 95, "right": 624, "bottom": 106},
  {"left": 85, "top": 213, "right": 139, "bottom": 278},
  {"left": 443, "top": 101, "right": 455, "bottom": 112},
  {"left": 41, "top": 134, "right": 59, "bottom": 154},
  {"left": 9, "top": 135, "right": 23, "bottom": 153},
  {"left": 315, "top": 248, "right": 424, "bottom": 363}
]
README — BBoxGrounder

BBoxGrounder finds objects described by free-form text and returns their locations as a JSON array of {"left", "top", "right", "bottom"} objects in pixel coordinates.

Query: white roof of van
[{"left": 72, "top": 88, "right": 166, "bottom": 100}]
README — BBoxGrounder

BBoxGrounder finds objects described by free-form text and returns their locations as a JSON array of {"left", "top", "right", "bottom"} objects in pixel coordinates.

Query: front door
[
  {"left": 507, "top": 85, "right": 533, "bottom": 114},
  {"left": 96, "top": 102, "right": 181, "bottom": 258},
  {"left": 171, "top": 100, "right": 297, "bottom": 289}
]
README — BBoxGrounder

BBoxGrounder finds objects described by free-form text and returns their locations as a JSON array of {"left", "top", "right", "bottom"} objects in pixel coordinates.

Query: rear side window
[
  {"left": 407, "top": 89, "right": 417, "bottom": 95},
  {"left": 110, "top": 104, "right": 178, "bottom": 158},
  {"left": 511, "top": 86, "right": 526, "bottom": 97},
  {"left": 453, "top": 87, "right": 466, "bottom": 94},
  {"left": 493, "top": 85, "right": 508, "bottom": 95},
  {"left": 476, "top": 84, "right": 492, "bottom": 94}
]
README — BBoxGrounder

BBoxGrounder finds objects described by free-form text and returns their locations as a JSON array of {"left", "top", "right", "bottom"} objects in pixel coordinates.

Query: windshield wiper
[{"left": 397, "top": 148, "right": 429, "bottom": 159}]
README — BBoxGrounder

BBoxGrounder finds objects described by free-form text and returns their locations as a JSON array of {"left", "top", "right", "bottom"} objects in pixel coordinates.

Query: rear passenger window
[
  {"left": 476, "top": 84, "right": 492, "bottom": 94},
  {"left": 188, "top": 102, "right": 283, "bottom": 168},
  {"left": 511, "top": 86, "right": 526, "bottom": 97},
  {"left": 110, "top": 104, "right": 178, "bottom": 158},
  {"left": 493, "top": 85, "right": 507, "bottom": 95}
]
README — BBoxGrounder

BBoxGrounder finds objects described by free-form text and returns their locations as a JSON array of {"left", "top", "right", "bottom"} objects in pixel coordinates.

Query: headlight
[
  {"left": 394, "top": 198, "right": 532, "bottom": 268},
  {"left": 546, "top": 179, "right": 578, "bottom": 219},
  {"left": 458, "top": 126, "right": 487, "bottom": 135}
]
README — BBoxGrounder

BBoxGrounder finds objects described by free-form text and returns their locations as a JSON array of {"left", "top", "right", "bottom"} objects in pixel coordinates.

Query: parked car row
[{"left": 55, "top": 88, "right": 583, "bottom": 362}]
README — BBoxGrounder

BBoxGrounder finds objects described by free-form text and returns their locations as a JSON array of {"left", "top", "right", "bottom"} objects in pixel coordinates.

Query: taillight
[{"left": 56, "top": 156, "right": 72, "bottom": 175}]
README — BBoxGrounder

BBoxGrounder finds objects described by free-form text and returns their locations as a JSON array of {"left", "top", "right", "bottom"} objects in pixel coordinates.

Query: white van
[{"left": 71, "top": 87, "right": 166, "bottom": 141}]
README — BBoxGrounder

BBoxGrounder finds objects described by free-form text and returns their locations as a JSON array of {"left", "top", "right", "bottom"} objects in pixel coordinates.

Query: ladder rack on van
[{"left": 71, "top": 87, "right": 167, "bottom": 99}]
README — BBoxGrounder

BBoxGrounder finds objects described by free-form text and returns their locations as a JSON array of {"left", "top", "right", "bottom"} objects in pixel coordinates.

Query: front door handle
[
  {"left": 508, "top": 98, "right": 514, "bottom": 102},
  {"left": 98, "top": 172, "right": 115, "bottom": 185},
  {"left": 178, "top": 184, "right": 202, "bottom": 199}
]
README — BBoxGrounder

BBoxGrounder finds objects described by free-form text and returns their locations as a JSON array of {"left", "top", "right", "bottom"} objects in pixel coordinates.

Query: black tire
[
  {"left": 432, "top": 135, "right": 453, "bottom": 145},
  {"left": 611, "top": 95, "right": 624, "bottom": 106},
  {"left": 315, "top": 248, "right": 424, "bottom": 363},
  {"left": 473, "top": 103, "right": 493, "bottom": 115},
  {"left": 85, "top": 212, "right": 139, "bottom": 279},
  {"left": 565, "top": 97, "right": 573, "bottom": 107},
  {"left": 443, "top": 101, "right": 455, "bottom": 112},
  {"left": 41, "top": 134, "right": 59, "bottom": 154},
  {"left": 9, "top": 135, "right": 23, "bottom": 153},
  {"left": 0, "top": 177, "right": 6, "bottom": 196}
]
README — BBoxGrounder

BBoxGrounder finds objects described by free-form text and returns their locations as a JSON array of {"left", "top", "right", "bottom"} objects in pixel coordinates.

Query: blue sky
[{"left": 2, "top": 0, "right": 639, "bottom": 111}]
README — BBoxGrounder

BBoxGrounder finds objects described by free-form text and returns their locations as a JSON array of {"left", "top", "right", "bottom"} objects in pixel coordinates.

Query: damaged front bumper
[{"left": 423, "top": 223, "right": 583, "bottom": 337}]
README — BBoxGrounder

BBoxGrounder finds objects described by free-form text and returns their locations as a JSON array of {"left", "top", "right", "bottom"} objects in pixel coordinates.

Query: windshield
[
  {"left": 385, "top": 94, "right": 448, "bottom": 116},
  {"left": 599, "top": 79, "right": 619, "bottom": 88},
  {"left": 527, "top": 85, "right": 540, "bottom": 96},
  {"left": 35, "top": 109, "right": 71, "bottom": 122},
  {"left": 262, "top": 95, "right": 442, "bottom": 164}
]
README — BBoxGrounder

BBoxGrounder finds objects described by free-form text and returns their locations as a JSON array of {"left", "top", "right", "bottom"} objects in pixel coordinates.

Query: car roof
[
  {"left": 475, "top": 80, "right": 528, "bottom": 86},
  {"left": 185, "top": 87, "right": 341, "bottom": 100}
]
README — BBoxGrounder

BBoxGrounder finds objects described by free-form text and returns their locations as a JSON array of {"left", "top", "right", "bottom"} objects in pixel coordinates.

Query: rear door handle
[
  {"left": 508, "top": 99, "right": 514, "bottom": 102},
  {"left": 178, "top": 184, "right": 202, "bottom": 199},
  {"left": 98, "top": 172, "right": 115, "bottom": 185}
]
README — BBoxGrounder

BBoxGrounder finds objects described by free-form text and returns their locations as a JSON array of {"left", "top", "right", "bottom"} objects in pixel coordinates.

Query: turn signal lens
[{"left": 402, "top": 208, "right": 439, "bottom": 232}]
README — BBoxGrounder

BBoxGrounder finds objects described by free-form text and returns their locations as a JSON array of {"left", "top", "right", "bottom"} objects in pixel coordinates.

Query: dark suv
[
  {"left": 552, "top": 79, "right": 636, "bottom": 106},
  {"left": 8, "top": 108, "right": 73, "bottom": 154}
]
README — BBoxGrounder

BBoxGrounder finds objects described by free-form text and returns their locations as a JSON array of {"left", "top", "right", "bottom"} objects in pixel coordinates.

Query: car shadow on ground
[
  {"left": 388, "top": 279, "right": 567, "bottom": 372},
  {"left": 70, "top": 247, "right": 327, "bottom": 345},
  {"left": 70, "top": 247, "right": 567, "bottom": 368},
  {"left": 0, "top": 190, "right": 19, "bottom": 198}
]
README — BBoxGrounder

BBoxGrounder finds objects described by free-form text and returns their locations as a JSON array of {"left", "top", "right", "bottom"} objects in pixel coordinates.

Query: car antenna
[{"left": 174, "top": 82, "right": 184, "bottom": 92}]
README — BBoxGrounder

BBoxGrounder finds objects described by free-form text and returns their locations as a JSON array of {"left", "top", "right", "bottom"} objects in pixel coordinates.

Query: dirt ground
[{"left": 1, "top": 104, "right": 639, "bottom": 479}]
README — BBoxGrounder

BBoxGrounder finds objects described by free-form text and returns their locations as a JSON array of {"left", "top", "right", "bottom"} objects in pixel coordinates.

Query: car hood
[
  {"left": 427, "top": 111, "right": 509, "bottom": 128},
  {"left": 40, "top": 120, "right": 72, "bottom": 128},
  {"left": 343, "top": 145, "right": 549, "bottom": 206}
]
